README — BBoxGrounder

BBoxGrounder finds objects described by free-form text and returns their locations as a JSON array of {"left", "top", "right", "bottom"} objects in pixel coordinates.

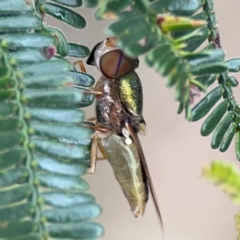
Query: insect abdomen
[{"left": 102, "top": 134, "right": 148, "bottom": 217}]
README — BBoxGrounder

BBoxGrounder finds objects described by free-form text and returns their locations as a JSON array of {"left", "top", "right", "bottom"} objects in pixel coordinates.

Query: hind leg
[
  {"left": 88, "top": 131, "right": 108, "bottom": 174},
  {"left": 80, "top": 121, "right": 108, "bottom": 174}
]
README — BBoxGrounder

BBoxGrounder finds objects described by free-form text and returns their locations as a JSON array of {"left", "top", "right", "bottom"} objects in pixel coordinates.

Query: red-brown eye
[{"left": 100, "top": 50, "right": 136, "bottom": 79}]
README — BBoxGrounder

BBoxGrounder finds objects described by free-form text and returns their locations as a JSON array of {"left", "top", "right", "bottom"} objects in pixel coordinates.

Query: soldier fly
[{"left": 80, "top": 37, "right": 165, "bottom": 234}]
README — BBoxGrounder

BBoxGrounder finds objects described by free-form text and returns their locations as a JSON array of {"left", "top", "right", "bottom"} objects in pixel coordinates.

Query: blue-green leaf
[{"left": 40, "top": 2, "right": 86, "bottom": 29}]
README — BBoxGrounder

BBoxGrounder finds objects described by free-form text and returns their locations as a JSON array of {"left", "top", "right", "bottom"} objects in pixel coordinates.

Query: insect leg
[
  {"left": 73, "top": 60, "right": 102, "bottom": 95},
  {"left": 81, "top": 121, "right": 108, "bottom": 174},
  {"left": 87, "top": 117, "right": 97, "bottom": 122},
  {"left": 88, "top": 135, "right": 98, "bottom": 174},
  {"left": 88, "top": 132, "right": 107, "bottom": 174},
  {"left": 97, "top": 138, "right": 107, "bottom": 160},
  {"left": 73, "top": 60, "right": 87, "bottom": 73}
]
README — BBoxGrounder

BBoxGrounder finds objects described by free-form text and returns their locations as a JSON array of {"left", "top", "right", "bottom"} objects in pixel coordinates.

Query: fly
[{"left": 79, "top": 37, "right": 165, "bottom": 236}]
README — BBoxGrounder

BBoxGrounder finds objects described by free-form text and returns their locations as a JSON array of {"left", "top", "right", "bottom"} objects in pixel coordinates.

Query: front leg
[
  {"left": 73, "top": 60, "right": 102, "bottom": 96},
  {"left": 73, "top": 61, "right": 107, "bottom": 173},
  {"left": 73, "top": 59, "right": 87, "bottom": 73}
]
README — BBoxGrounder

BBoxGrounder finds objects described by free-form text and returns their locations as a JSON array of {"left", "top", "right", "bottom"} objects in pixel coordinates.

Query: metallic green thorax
[{"left": 119, "top": 71, "right": 144, "bottom": 123}]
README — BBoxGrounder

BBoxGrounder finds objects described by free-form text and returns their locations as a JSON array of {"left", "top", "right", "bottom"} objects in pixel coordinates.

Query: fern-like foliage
[
  {"left": 95, "top": 0, "right": 227, "bottom": 119},
  {"left": 203, "top": 161, "right": 240, "bottom": 238},
  {"left": 94, "top": 0, "right": 240, "bottom": 159},
  {"left": 0, "top": 0, "right": 104, "bottom": 239},
  {"left": 190, "top": 1, "right": 240, "bottom": 160},
  {"left": 203, "top": 161, "right": 240, "bottom": 204}
]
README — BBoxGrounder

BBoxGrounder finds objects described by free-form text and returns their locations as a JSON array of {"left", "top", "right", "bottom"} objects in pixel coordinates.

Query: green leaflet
[
  {"left": 188, "top": 49, "right": 225, "bottom": 68},
  {"left": 171, "top": 25, "right": 208, "bottom": 51},
  {"left": 0, "top": 149, "right": 27, "bottom": 170},
  {"left": 41, "top": 192, "right": 95, "bottom": 207},
  {"left": 41, "top": 26, "right": 69, "bottom": 57},
  {"left": 84, "top": 0, "right": 98, "bottom": 8},
  {"left": 23, "top": 72, "right": 94, "bottom": 88},
  {"left": 123, "top": 40, "right": 156, "bottom": 57},
  {"left": 40, "top": 2, "right": 86, "bottom": 29},
  {"left": 79, "top": 93, "right": 95, "bottom": 108},
  {"left": 32, "top": 139, "right": 89, "bottom": 160},
  {"left": 70, "top": 71, "right": 95, "bottom": 87},
  {"left": 0, "top": 184, "right": 32, "bottom": 205},
  {"left": 146, "top": 43, "right": 171, "bottom": 68},
  {"left": 26, "top": 108, "right": 85, "bottom": 123},
  {"left": 184, "top": 27, "right": 208, "bottom": 51},
  {"left": 0, "top": 90, "right": 15, "bottom": 101},
  {"left": 0, "top": 77, "right": 15, "bottom": 89},
  {"left": 211, "top": 112, "right": 233, "bottom": 149},
  {"left": 181, "top": 50, "right": 209, "bottom": 60},
  {"left": 0, "top": 221, "right": 38, "bottom": 238},
  {"left": 191, "top": 86, "right": 223, "bottom": 121},
  {"left": 146, "top": 37, "right": 190, "bottom": 103},
  {"left": 159, "top": 53, "right": 179, "bottom": 80},
  {"left": 51, "top": 0, "right": 83, "bottom": 7},
  {"left": 68, "top": 43, "right": 90, "bottom": 58},
  {"left": 201, "top": 100, "right": 229, "bottom": 136},
  {"left": 235, "top": 131, "right": 240, "bottom": 161},
  {"left": 0, "top": 167, "right": 28, "bottom": 188},
  {"left": 173, "top": 28, "right": 206, "bottom": 46},
  {"left": 0, "top": 131, "right": 24, "bottom": 151},
  {"left": 226, "top": 76, "right": 238, "bottom": 87},
  {"left": 11, "top": 235, "right": 41, "bottom": 240},
  {"left": 37, "top": 173, "right": 89, "bottom": 191},
  {"left": 20, "top": 60, "right": 74, "bottom": 77},
  {"left": 174, "top": 64, "right": 189, "bottom": 102},
  {"left": 133, "top": 0, "right": 149, "bottom": 12},
  {"left": 0, "top": 0, "right": 33, "bottom": 14},
  {"left": 0, "top": 118, "right": 22, "bottom": 132},
  {"left": 23, "top": 74, "right": 76, "bottom": 89},
  {"left": 0, "top": 16, "right": 42, "bottom": 32},
  {"left": 204, "top": 0, "right": 217, "bottom": 28},
  {"left": 0, "top": 203, "right": 35, "bottom": 221},
  {"left": 151, "top": 0, "right": 202, "bottom": 16},
  {"left": 0, "top": 51, "right": 11, "bottom": 78},
  {"left": 1, "top": 33, "right": 56, "bottom": 49},
  {"left": 191, "top": 62, "right": 228, "bottom": 76},
  {"left": 196, "top": 74, "right": 217, "bottom": 87},
  {"left": 10, "top": 50, "right": 49, "bottom": 65},
  {"left": 0, "top": 103, "right": 18, "bottom": 118},
  {"left": 107, "top": 14, "right": 152, "bottom": 48},
  {"left": 47, "top": 222, "right": 104, "bottom": 239},
  {"left": 31, "top": 123, "right": 93, "bottom": 144},
  {"left": 192, "top": 11, "right": 208, "bottom": 20},
  {"left": 23, "top": 89, "right": 84, "bottom": 107},
  {"left": 36, "top": 156, "right": 87, "bottom": 176},
  {"left": 96, "top": 0, "right": 131, "bottom": 18},
  {"left": 220, "top": 123, "right": 237, "bottom": 152},
  {"left": 187, "top": 49, "right": 227, "bottom": 77},
  {"left": 43, "top": 203, "right": 102, "bottom": 222},
  {"left": 225, "top": 58, "right": 240, "bottom": 72}
]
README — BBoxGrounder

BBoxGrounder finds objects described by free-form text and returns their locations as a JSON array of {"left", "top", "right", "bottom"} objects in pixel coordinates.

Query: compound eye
[{"left": 100, "top": 50, "right": 136, "bottom": 79}]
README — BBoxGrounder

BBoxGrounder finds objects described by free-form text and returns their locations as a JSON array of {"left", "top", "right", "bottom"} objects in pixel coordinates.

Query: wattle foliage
[
  {"left": 0, "top": 0, "right": 103, "bottom": 239},
  {"left": 94, "top": 0, "right": 240, "bottom": 160}
]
